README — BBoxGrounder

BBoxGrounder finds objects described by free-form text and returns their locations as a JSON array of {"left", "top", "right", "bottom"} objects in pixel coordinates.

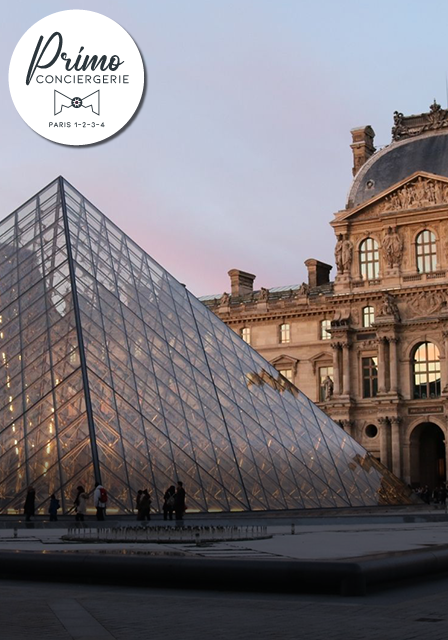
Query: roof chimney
[
  {"left": 304, "top": 259, "right": 332, "bottom": 288},
  {"left": 228, "top": 269, "right": 256, "bottom": 298},
  {"left": 350, "top": 126, "right": 375, "bottom": 176}
]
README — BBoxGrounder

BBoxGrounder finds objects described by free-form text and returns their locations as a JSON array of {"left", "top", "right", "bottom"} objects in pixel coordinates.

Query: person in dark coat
[
  {"left": 174, "top": 481, "right": 186, "bottom": 524},
  {"left": 163, "top": 485, "right": 176, "bottom": 521},
  {"left": 137, "top": 489, "right": 151, "bottom": 521},
  {"left": 49, "top": 494, "right": 60, "bottom": 521},
  {"left": 136, "top": 489, "right": 143, "bottom": 518},
  {"left": 24, "top": 486, "right": 36, "bottom": 522}
]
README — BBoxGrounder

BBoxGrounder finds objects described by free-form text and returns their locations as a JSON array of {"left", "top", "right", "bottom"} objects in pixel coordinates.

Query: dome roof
[{"left": 348, "top": 129, "right": 448, "bottom": 208}]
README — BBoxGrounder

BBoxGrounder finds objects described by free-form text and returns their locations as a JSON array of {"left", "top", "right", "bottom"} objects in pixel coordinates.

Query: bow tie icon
[{"left": 54, "top": 90, "right": 100, "bottom": 116}]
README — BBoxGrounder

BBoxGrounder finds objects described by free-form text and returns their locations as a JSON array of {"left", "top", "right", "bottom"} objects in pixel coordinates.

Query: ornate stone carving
[
  {"left": 219, "top": 292, "right": 230, "bottom": 307},
  {"left": 382, "top": 226, "right": 403, "bottom": 268},
  {"left": 322, "top": 376, "right": 334, "bottom": 401},
  {"left": 258, "top": 287, "right": 269, "bottom": 301},
  {"left": 392, "top": 101, "right": 448, "bottom": 141},
  {"left": 378, "top": 293, "right": 400, "bottom": 321},
  {"left": 335, "top": 234, "right": 353, "bottom": 274},
  {"left": 295, "top": 282, "right": 309, "bottom": 296},
  {"left": 363, "top": 177, "right": 448, "bottom": 218},
  {"left": 402, "top": 290, "right": 446, "bottom": 318}
]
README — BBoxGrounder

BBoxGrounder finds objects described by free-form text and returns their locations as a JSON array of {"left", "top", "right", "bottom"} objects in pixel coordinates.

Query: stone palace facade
[{"left": 201, "top": 102, "right": 448, "bottom": 490}]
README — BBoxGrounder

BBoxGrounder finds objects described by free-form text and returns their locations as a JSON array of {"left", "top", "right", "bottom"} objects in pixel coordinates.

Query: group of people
[
  {"left": 22, "top": 481, "right": 186, "bottom": 523},
  {"left": 414, "top": 484, "right": 447, "bottom": 506}
]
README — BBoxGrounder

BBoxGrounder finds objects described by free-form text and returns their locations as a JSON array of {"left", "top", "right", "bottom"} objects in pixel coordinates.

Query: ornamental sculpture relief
[
  {"left": 378, "top": 293, "right": 400, "bottom": 321},
  {"left": 371, "top": 177, "right": 448, "bottom": 215},
  {"left": 402, "top": 290, "right": 447, "bottom": 318},
  {"left": 335, "top": 234, "right": 353, "bottom": 274},
  {"left": 382, "top": 226, "right": 403, "bottom": 268},
  {"left": 392, "top": 101, "right": 448, "bottom": 141}
]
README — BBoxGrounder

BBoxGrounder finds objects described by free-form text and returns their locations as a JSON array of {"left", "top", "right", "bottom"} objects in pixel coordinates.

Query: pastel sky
[{"left": 1, "top": 0, "right": 448, "bottom": 296}]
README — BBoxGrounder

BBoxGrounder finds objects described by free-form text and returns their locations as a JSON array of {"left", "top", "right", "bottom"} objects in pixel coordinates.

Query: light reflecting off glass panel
[
  {"left": 362, "top": 306, "right": 375, "bottom": 328},
  {"left": 416, "top": 230, "right": 437, "bottom": 273},
  {"left": 320, "top": 320, "right": 331, "bottom": 340},
  {"left": 413, "top": 342, "right": 441, "bottom": 399},
  {"left": 280, "top": 323, "right": 290, "bottom": 344},
  {"left": 278, "top": 369, "right": 293, "bottom": 382},
  {"left": 359, "top": 237, "right": 379, "bottom": 280}
]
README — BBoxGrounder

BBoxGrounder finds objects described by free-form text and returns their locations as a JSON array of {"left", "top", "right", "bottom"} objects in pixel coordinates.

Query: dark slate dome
[{"left": 348, "top": 129, "right": 448, "bottom": 208}]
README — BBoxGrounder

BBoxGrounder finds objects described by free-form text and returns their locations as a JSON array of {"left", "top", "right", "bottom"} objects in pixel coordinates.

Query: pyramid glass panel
[{"left": 0, "top": 178, "right": 416, "bottom": 514}]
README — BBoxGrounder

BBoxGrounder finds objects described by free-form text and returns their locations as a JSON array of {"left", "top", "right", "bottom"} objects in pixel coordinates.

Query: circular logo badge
[{"left": 9, "top": 10, "right": 145, "bottom": 146}]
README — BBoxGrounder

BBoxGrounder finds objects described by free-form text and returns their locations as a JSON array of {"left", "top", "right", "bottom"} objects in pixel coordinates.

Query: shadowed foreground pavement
[{"left": 2, "top": 576, "right": 448, "bottom": 640}]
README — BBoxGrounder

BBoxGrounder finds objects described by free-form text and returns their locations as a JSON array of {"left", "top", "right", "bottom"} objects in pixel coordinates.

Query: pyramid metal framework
[{"left": 0, "top": 178, "right": 414, "bottom": 514}]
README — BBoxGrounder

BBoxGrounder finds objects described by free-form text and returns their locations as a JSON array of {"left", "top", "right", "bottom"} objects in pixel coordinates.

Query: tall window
[
  {"left": 279, "top": 323, "right": 290, "bottom": 344},
  {"left": 416, "top": 230, "right": 437, "bottom": 273},
  {"left": 241, "top": 327, "right": 251, "bottom": 344},
  {"left": 319, "top": 366, "right": 334, "bottom": 401},
  {"left": 359, "top": 237, "right": 380, "bottom": 280},
  {"left": 362, "top": 306, "right": 375, "bottom": 327},
  {"left": 320, "top": 319, "right": 331, "bottom": 340},
  {"left": 279, "top": 368, "right": 293, "bottom": 382},
  {"left": 362, "top": 357, "right": 378, "bottom": 398},
  {"left": 413, "top": 342, "right": 441, "bottom": 399}
]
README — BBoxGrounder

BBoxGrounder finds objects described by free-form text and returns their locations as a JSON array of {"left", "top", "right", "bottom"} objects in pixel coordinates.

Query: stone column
[
  {"left": 378, "top": 417, "right": 390, "bottom": 469},
  {"left": 341, "top": 419, "right": 353, "bottom": 438},
  {"left": 377, "top": 337, "right": 387, "bottom": 394},
  {"left": 341, "top": 341, "right": 351, "bottom": 396},
  {"left": 389, "top": 337, "right": 399, "bottom": 394},
  {"left": 443, "top": 331, "right": 448, "bottom": 393},
  {"left": 390, "top": 416, "right": 402, "bottom": 478},
  {"left": 331, "top": 343, "right": 341, "bottom": 396}
]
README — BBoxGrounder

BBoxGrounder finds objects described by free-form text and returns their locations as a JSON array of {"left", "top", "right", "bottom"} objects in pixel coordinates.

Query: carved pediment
[{"left": 338, "top": 172, "right": 448, "bottom": 223}]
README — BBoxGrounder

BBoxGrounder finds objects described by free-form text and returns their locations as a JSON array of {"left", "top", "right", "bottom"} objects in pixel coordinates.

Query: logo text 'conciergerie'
[{"left": 9, "top": 10, "right": 144, "bottom": 145}]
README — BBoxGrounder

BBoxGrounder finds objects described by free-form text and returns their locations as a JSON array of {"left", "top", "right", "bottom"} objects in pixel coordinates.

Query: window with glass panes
[
  {"left": 362, "top": 306, "right": 375, "bottom": 327},
  {"left": 280, "top": 323, "right": 290, "bottom": 344},
  {"left": 360, "top": 238, "right": 380, "bottom": 280},
  {"left": 362, "top": 357, "right": 378, "bottom": 398},
  {"left": 413, "top": 342, "right": 441, "bottom": 399},
  {"left": 279, "top": 368, "right": 293, "bottom": 382},
  {"left": 241, "top": 327, "right": 251, "bottom": 344},
  {"left": 319, "top": 366, "right": 334, "bottom": 401},
  {"left": 416, "top": 230, "right": 437, "bottom": 273},
  {"left": 320, "top": 319, "right": 331, "bottom": 340}
]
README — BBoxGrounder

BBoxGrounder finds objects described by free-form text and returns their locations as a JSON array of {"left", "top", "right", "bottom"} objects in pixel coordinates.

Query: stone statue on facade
[
  {"left": 382, "top": 226, "right": 403, "bottom": 268},
  {"left": 335, "top": 234, "right": 344, "bottom": 272},
  {"left": 219, "top": 292, "right": 230, "bottom": 306},
  {"left": 259, "top": 287, "right": 269, "bottom": 301},
  {"left": 379, "top": 293, "right": 400, "bottom": 320},
  {"left": 341, "top": 236, "right": 353, "bottom": 273},
  {"left": 297, "top": 282, "right": 309, "bottom": 296},
  {"left": 322, "top": 376, "right": 334, "bottom": 401}
]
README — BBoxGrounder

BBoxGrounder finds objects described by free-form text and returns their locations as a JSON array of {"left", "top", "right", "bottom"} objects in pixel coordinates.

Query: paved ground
[
  {"left": 3, "top": 576, "right": 448, "bottom": 640},
  {"left": 1, "top": 517, "right": 448, "bottom": 560}
]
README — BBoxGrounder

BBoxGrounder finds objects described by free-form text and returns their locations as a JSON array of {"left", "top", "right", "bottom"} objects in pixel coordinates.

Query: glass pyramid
[{"left": 0, "top": 178, "right": 414, "bottom": 515}]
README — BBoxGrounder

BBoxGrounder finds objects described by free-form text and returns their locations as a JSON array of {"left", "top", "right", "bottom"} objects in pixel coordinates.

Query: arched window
[
  {"left": 320, "top": 319, "right": 331, "bottom": 340},
  {"left": 413, "top": 342, "right": 441, "bottom": 399},
  {"left": 416, "top": 230, "right": 437, "bottom": 273},
  {"left": 362, "top": 306, "right": 375, "bottom": 327},
  {"left": 279, "top": 323, "right": 290, "bottom": 344},
  {"left": 359, "top": 238, "right": 380, "bottom": 280}
]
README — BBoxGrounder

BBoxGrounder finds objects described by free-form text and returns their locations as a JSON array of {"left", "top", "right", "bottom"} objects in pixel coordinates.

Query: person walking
[
  {"left": 138, "top": 489, "right": 151, "bottom": 521},
  {"left": 174, "top": 481, "right": 186, "bottom": 525},
  {"left": 74, "top": 486, "right": 88, "bottom": 522},
  {"left": 135, "top": 489, "right": 143, "bottom": 519},
  {"left": 163, "top": 485, "right": 176, "bottom": 521},
  {"left": 48, "top": 494, "right": 60, "bottom": 521},
  {"left": 93, "top": 482, "right": 107, "bottom": 521},
  {"left": 24, "top": 486, "right": 36, "bottom": 522}
]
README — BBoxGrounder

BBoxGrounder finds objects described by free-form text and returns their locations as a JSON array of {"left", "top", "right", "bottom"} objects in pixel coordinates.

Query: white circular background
[{"left": 9, "top": 10, "right": 144, "bottom": 146}]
